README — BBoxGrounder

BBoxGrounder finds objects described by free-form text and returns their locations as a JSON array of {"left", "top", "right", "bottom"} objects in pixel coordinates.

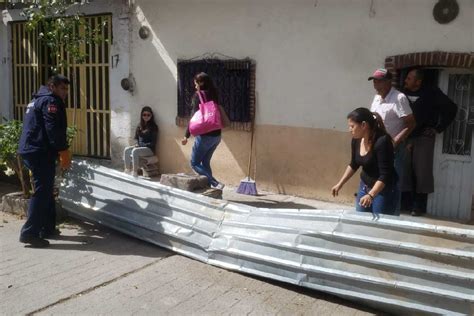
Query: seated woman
[
  {"left": 123, "top": 106, "right": 158, "bottom": 176},
  {"left": 332, "top": 107, "right": 397, "bottom": 215}
]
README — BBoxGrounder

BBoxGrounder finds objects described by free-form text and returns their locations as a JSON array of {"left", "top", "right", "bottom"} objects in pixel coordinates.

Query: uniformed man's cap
[{"left": 48, "top": 74, "right": 70, "bottom": 85}]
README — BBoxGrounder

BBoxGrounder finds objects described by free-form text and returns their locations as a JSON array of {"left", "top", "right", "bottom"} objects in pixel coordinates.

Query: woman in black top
[
  {"left": 181, "top": 72, "right": 224, "bottom": 189},
  {"left": 123, "top": 106, "right": 158, "bottom": 176},
  {"left": 332, "top": 107, "right": 397, "bottom": 215}
]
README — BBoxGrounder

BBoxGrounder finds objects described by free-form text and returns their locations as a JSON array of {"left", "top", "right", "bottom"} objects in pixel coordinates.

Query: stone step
[{"left": 160, "top": 173, "right": 208, "bottom": 191}]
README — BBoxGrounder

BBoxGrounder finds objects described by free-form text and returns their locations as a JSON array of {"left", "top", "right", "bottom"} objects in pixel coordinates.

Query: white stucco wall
[
  {"left": 2, "top": 0, "right": 472, "bottom": 147},
  {"left": 1, "top": 0, "right": 472, "bottom": 206},
  {"left": 0, "top": 11, "right": 12, "bottom": 121},
  {"left": 129, "top": 0, "right": 474, "bottom": 131}
]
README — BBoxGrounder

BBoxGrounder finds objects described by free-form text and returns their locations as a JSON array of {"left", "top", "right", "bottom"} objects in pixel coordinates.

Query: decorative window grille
[
  {"left": 442, "top": 74, "right": 474, "bottom": 156},
  {"left": 176, "top": 56, "right": 255, "bottom": 131}
]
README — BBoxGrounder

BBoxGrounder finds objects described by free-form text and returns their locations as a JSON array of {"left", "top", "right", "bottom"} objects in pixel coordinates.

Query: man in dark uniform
[
  {"left": 18, "top": 75, "right": 72, "bottom": 248},
  {"left": 403, "top": 68, "right": 457, "bottom": 216}
]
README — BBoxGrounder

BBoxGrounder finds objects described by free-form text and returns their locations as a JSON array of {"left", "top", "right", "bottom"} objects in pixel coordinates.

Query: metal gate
[
  {"left": 11, "top": 14, "right": 112, "bottom": 158},
  {"left": 429, "top": 70, "right": 474, "bottom": 221}
]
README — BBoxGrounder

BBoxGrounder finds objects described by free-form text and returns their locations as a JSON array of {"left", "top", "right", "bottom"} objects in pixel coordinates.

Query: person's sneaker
[
  {"left": 212, "top": 182, "right": 225, "bottom": 190},
  {"left": 39, "top": 229, "right": 61, "bottom": 239},
  {"left": 19, "top": 236, "right": 50, "bottom": 248}
]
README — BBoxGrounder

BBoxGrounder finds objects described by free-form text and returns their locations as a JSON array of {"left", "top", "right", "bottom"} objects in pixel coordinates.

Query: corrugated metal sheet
[
  {"left": 60, "top": 160, "right": 474, "bottom": 315},
  {"left": 430, "top": 156, "right": 474, "bottom": 220}
]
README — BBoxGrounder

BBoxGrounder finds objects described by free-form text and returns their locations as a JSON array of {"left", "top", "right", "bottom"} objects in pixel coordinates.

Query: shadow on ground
[{"left": 42, "top": 217, "right": 171, "bottom": 258}]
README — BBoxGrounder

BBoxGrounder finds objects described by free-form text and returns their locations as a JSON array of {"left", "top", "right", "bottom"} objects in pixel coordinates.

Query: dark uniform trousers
[{"left": 20, "top": 151, "right": 57, "bottom": 238}]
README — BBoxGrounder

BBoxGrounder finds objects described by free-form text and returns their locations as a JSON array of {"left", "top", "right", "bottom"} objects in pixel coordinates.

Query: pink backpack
[{"left": 189, "top": 91, "right": 223, "bottom": 136}]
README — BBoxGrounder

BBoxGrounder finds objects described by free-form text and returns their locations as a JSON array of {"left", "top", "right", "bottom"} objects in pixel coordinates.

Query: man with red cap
[{"left": 369, "top": 68, "right": 416, "bottom": 213}]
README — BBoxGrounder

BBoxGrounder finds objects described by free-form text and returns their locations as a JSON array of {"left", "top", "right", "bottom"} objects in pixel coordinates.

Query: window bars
[
  {"left": 442, "top": 74, "right": 473, "bottom": 156},
  {"left": 177, "top": 55, "right": 256, "bottom": 132}
]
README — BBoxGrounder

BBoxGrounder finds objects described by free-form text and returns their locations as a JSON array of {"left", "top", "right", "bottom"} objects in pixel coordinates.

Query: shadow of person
[{"left": 47, "top": 196, "right": 173, "bottom": 258}]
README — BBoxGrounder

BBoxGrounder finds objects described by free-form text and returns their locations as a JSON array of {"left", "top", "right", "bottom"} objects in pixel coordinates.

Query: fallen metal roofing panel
[{"left": 60, "top": 160, "right": 474, "bottom": 315}]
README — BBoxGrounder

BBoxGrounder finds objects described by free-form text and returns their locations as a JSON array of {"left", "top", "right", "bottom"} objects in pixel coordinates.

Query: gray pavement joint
[{"left": 25, "top": 255, "right": 173, "bottom": 316}]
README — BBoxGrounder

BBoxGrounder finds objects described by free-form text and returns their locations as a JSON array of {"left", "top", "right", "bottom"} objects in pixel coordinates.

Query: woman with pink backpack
[{"left": 181, "top": 72, "right": 225, "bottom": 190}]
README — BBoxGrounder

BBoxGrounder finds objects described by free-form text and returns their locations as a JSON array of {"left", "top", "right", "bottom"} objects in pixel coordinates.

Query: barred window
[{"left": 176, "top": 57, "right": 255, "bottom": 131}]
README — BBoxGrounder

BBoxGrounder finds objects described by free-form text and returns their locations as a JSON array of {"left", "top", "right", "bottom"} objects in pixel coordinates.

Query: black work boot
[
  {"left": 19, "top": 235, "right": 50, "bottom": 248},
  {"left": 39, "top": 229, "right": 61, "bottom": 239}
]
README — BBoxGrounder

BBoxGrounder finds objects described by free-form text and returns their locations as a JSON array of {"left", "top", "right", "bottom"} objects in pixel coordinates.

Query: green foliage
[
  {"left": 66, "top": 125, "right": 78, "bottom": 147},
  {"left": 21, "top": 0, "right": 108, "bottom": 71},
  {"left": 0, "top": 119, "right": 22, "bottom": 169},
  {"left": 0, "top": 119, "right": 30, "bottom": 196},
  {"left": 0, "top": 118, "right": 78, "bottom": 197}
]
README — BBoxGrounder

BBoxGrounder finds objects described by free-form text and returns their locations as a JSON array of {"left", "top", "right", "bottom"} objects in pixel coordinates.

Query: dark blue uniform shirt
[{"left": 18, "top": 86, "right": 68, "bottom": 154}]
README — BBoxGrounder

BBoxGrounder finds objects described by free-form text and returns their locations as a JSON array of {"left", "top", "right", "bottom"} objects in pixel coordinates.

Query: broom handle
[
  {"left": 247, "top": 124, "right": 254, "bottom": 178},
  {"left": 246, "top": 94, "right": 256, "bottom": 178}
]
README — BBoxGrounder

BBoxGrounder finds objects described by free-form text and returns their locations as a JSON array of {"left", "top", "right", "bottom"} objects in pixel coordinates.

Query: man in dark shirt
[{"left": 403, "top": 69, "right": 457, "bottom": 216}]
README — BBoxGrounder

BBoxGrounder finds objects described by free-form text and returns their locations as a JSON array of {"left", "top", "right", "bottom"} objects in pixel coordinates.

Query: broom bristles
[{"left": 237, "top": 177, "right": 258, "bottom": 195}]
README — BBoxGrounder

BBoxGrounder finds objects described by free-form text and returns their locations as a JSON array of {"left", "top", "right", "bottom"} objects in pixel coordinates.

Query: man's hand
[{"left": 58, "top": 150, "right": 71, "bottom": 169}]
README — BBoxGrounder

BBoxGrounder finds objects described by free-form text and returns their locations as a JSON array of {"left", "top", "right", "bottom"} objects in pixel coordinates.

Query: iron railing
[{"left": 177, "top": 56, "right": 255, "bottom": 124}]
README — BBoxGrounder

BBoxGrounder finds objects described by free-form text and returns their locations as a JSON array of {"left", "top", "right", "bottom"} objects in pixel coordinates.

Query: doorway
[{"left": 429, "top": 69, "right": 474, "bottom": 220}]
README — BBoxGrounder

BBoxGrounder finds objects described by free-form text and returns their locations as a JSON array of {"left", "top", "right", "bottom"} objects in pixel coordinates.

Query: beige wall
[{"left": 158, "top": 122, "right": 359, "bottom": 203}]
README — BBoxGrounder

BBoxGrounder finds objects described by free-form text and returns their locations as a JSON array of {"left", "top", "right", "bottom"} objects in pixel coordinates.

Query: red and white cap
[{"left": 368, "top": 68, "right": 393, "bottom": 81}]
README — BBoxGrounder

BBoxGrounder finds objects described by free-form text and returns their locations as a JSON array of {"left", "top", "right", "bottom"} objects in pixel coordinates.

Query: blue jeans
[
  {"left": 191, "top": 135, "right": 221, "bottom": 187},
  {"left": 20, "top": 151, "right": 57, "bottom": 238},
  {"left": 393, "top": 142, "right": 407, "bottom": 214},
  {"left": 355, "top": 180, "right": 397, "bottom": 215},
  {"left": 123, "top": 146, "right": 154, "bottom": 175}
]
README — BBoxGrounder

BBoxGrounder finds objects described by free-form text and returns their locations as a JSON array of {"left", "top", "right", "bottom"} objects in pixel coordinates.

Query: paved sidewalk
[
  {"left": 223, "top": 186, "right": 353, "bottom": 211},
  {"left": 0, "top": 212, "right": 376, "bottom": 315}
]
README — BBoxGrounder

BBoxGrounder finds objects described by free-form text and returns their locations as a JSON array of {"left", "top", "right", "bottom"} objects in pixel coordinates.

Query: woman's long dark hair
[
  {"left": 194, "top": 72, "right": 218, "bottom": 102},
  {"left": 138, "top": 106, "right": 158, "bottom": 132},
  {"left": 347, "top": 107, "right": 391, "bottom": 148}
]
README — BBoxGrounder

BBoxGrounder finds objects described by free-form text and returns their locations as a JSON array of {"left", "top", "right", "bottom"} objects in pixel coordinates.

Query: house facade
[{"left": 1, "top": 0, "right": 473, "bottom": 220}]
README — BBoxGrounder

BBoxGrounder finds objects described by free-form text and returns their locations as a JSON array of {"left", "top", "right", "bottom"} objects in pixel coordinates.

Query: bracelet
[{"left": 367, "top": 193, "right": 374, "bottom": 200}]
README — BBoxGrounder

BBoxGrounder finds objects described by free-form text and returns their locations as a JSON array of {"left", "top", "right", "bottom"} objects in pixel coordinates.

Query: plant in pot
[{"left": 0, "top": 118, "right": 77, "bottom": 215}]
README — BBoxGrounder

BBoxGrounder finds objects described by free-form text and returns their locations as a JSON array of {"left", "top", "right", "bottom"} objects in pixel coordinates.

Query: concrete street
[
  {"left": 0, "top": 181, "right": 378, "bottom": 315},
  {"left": 0, "top": 212, "right": 376, "bottom": 316}
]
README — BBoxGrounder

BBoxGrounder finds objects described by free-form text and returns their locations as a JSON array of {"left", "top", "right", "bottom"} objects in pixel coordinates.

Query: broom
[{"left": 237, "top": 94, "right": 258, "bottom": 195}]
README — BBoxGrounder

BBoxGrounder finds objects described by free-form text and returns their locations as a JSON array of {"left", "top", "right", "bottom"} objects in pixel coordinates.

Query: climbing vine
[{"left": 21, "top": 0, "right": 107, "bottom": 71}]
